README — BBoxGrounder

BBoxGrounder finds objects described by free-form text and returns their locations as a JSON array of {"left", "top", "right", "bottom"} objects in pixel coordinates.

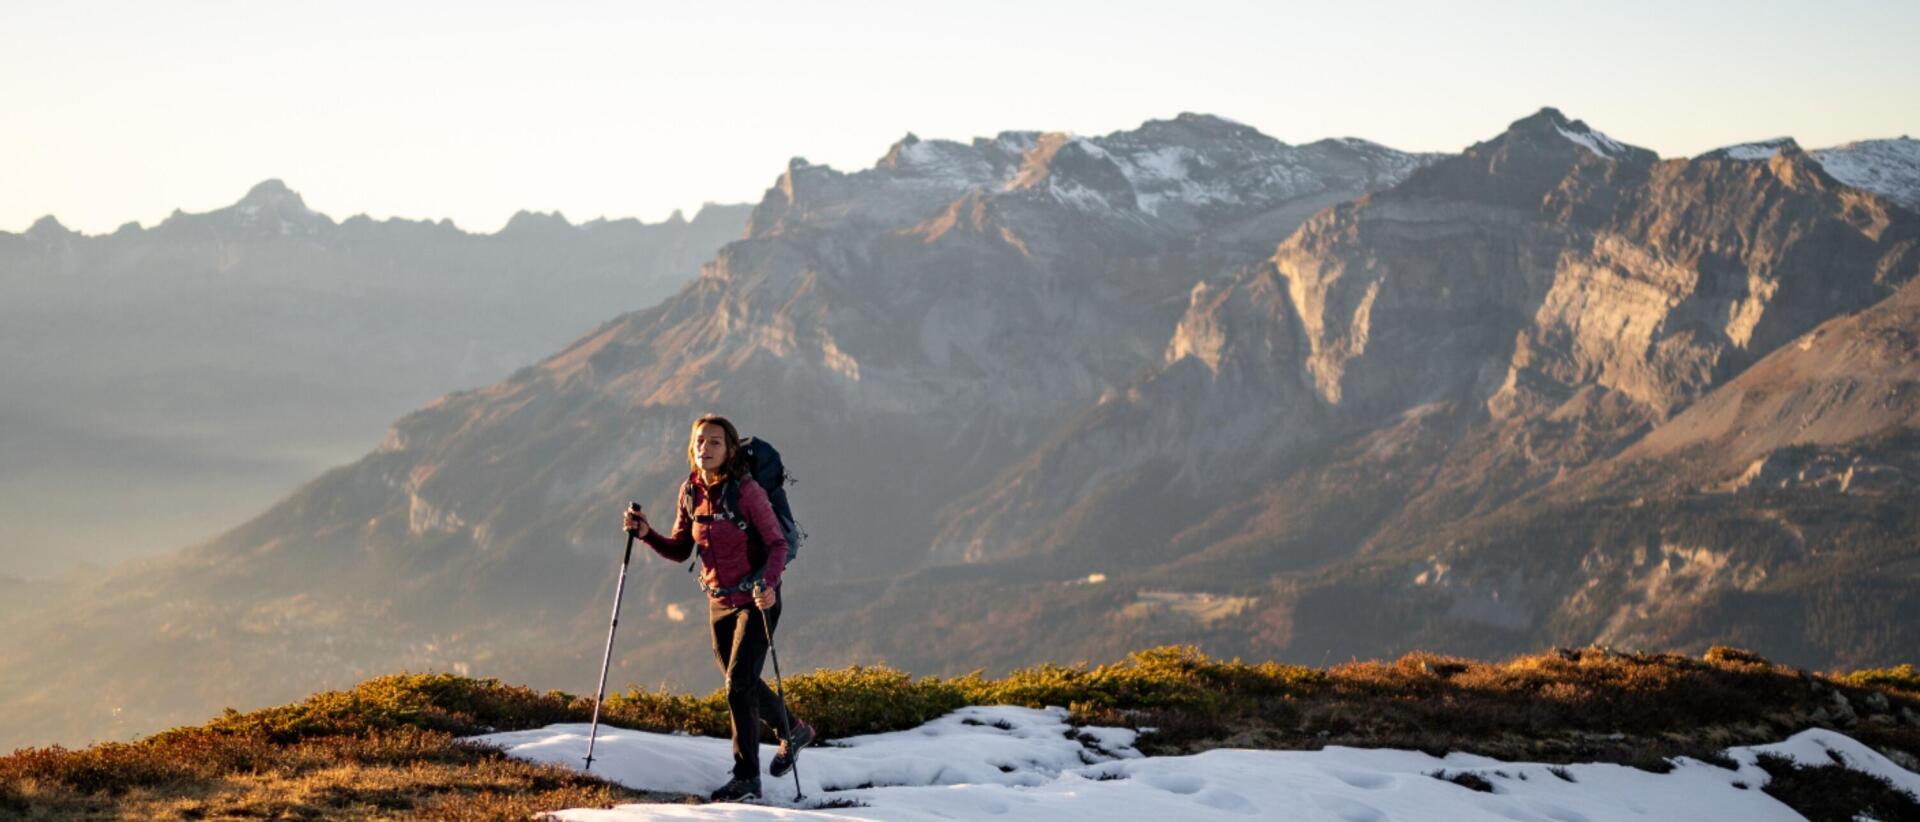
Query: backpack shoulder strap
[
  {"left": 718, "top": 478, "right": 750, "bottom": 532},
  {"left": 677, "top": 477, "right": 699, "bottom": 575}
]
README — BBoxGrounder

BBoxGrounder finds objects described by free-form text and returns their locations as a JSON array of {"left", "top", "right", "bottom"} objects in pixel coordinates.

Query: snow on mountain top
[
  {"left": 473, "top": 708, "right": 1920, "bottom": 820},
  {"left": 1713, "top": 137, "right": 1797, "bottom": 162},
  {"left": 1555, "top": 122, "right": 1630, "bottom": 159},
  {"left": 876, "top": 132, "right": 1021, "bottom": 191},
  {"left": 1813, "top": 136, "right": 1920, "bottom": 211},
  {"left": 766, "top": 115, "right": 1424, "bottom": 230}
]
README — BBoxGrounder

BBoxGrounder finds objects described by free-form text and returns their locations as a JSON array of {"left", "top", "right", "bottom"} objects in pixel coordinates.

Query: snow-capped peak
[
  {"left": 1811, "top": 136, "right": 1920, "bottom": 212},
  {"left": 877, "top": 132, "right": 1017, "bottom": 191},
  {"left": 1711, "top": 137, "right": 1798, "bottom": 162},
  {"left": 1555, "top": 122, "right": 1630, "bottom": 159}
]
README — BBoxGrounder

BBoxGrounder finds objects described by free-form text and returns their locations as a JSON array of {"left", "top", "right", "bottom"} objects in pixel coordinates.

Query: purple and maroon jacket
[{"left": 642, "top": 472, "right": 789, "bottom": 607}]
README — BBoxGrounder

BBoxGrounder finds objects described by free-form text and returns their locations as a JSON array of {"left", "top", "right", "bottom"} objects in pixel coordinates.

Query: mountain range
[
  {"left": 0, "top": 188, "right": 749, "bottom": 576},
  {"left": 4, "top": 110, "right": 1917, "bottom": 752}
]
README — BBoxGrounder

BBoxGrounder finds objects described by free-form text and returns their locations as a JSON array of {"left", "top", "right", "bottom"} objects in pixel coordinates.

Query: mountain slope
[
  {"left": 1285, "top": 275, "right": 1920, "bottom": 667},
  {"left": 797, "top": 109, "right": 1920, "bottom": 679},
  {"left": 931, "top": 109, "right": 1917, "bottom": 575},
  {"left": 0, "top": 115, "right": 1434, "bottom": 751}
]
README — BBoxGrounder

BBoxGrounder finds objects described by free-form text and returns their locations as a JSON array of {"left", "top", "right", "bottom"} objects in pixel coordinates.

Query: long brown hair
[{"left": 686, "top": 414, "right": 750, "bottom": 480}]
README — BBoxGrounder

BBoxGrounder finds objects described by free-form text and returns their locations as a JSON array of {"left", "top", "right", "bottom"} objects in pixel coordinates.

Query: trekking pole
[
  {"left": 584, "top": 502, "right": 641, "bottom": 771},
  {"left": 754, "top": 581, "right": 804, "bottom": 801}
]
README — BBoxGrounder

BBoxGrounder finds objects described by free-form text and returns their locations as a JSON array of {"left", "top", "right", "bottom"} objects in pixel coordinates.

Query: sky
[{"left": 4, "top": 0, "right": 1918, "bottom": 235}]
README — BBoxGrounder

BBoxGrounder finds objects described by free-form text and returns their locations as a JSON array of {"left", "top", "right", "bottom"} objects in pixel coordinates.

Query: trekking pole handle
[
  {"left": 753, "top": 579, "right": 775, "bottom": 607},
  {"left": 624, "top": 501, "right": 642, "bottom": 560}
]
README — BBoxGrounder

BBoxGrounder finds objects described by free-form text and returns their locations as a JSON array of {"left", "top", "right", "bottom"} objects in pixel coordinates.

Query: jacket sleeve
[
  {"left": 641, "top": 482, "right": 695, "bottom": 563},
  {"left": 739, "top": 481, "right": 789, "bottom": 588}
]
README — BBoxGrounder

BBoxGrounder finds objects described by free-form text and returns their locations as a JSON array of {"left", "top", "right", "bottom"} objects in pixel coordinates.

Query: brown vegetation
[
  {"left": 0, "top": 726, "right": 674, "bottom": 820},
  {"left": 5, "top": 645, "right": 1918, "bottom": 819}
]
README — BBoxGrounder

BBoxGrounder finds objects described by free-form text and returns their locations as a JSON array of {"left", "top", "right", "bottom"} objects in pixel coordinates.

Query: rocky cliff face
[
  {"left": 932, "top": 108, "right": 1918, "bottom": 573},
  {"left": 1316, "top": 273, "right": 1920, "bottom": 667},
  {"left": 993, "top": 110, "right": 1920, "bottom": 671}
]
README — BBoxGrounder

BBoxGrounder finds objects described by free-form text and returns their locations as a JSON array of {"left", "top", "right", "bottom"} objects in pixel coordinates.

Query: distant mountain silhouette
[{"left": 0, "top": 184, "right": 749, "bottom": 577}]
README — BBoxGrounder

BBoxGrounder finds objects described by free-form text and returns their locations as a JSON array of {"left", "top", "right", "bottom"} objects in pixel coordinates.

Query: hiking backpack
[{"left": 681, "top": 435, "right": 803, "bottom": 595}]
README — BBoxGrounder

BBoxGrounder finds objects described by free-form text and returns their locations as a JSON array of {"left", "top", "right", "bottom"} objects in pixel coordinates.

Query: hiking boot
[
  {"left": 770, "top": 718, "right": 814, "bottom": 778},
  {"left": 709, "top": 776, "right": 761, "bottom": 802}
]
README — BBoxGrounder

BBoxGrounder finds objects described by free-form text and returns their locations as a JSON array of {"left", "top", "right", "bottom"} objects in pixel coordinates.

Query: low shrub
[
  {"left": 598, "top": 686, "right": 727, "bottom": 738},
  {"left": 1836, "top": 664, "right": 1920, "bottom": 696},
  {"left": 1704, "top": 646, "right": 1773, "bottom": 667},
  {"left": 198, "top": 672, "right": 578, "bottom": 743},
  {"left": 966, "top": 645, "right": 1323, "bottom": 716},
  {"left": 783, "top": 664, "right": 970, "bottom": 739},
  {"left": 1754, "top": 752, "right": 1920, "bottom": 821},
  {"left": 1428, "top": 769, "right": 1494, "bottom": 793}
]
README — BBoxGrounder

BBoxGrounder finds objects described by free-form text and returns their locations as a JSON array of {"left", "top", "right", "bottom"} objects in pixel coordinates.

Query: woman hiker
[{"left": 622, "top": 414, "right": 814, "bottom": 802}]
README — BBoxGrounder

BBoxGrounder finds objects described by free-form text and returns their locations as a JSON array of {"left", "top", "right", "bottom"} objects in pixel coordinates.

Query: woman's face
[{"left": 692, "top": 423, "right": 730, "bottom": 474}]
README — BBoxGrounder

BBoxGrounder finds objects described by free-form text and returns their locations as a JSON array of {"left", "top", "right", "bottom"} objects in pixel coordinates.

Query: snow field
[{"left": 469, "top": 705, "right": 1920, "bottom": 820}]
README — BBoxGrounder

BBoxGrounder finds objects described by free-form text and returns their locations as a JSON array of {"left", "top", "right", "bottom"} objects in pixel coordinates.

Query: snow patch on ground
[{"left": 471, "top": 708, "right": 1920, "bottom": 820}]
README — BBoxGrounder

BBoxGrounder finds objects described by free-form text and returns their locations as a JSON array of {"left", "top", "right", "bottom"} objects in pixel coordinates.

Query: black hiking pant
[{"left": 709, "top": 596, "right": 790, "bottom": 781}]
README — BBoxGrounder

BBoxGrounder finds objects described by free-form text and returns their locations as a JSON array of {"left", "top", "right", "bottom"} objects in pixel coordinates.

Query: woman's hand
[
  {"left": 622, "top": 504, "right": 650, "bottom": 539},
  {"left": 752, "top": 584, "right": 777, "bottom": 610}
]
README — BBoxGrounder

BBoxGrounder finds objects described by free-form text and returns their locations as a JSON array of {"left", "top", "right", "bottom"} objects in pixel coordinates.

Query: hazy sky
[{"left": 5, "top": 0, "right": 1917, "bottom": 234}]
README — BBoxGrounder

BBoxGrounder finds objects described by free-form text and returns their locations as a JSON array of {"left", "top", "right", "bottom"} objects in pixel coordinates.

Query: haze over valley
[{"left": 0, "top": 189, "right": 748, "bottom": 578}]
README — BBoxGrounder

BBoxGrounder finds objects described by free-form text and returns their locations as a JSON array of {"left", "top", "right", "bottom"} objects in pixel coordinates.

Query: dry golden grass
[
  {"left": 0, "top": 727, "right": 678, "bottom": 820},
  {"left": 1068, "top": 646, "right": 1920, "bottom": 769},
  {"left": 5, "top": 645, "right": 1917, "bottom": 818}
]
